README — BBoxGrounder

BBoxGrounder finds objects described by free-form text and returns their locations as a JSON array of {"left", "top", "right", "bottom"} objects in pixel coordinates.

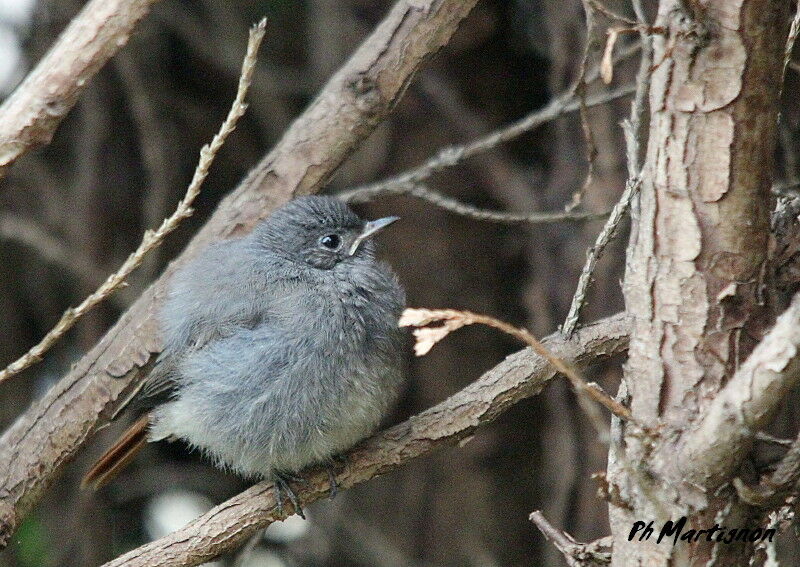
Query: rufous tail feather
[{"left": 82, "top": 413, "right": 151, "bottom": 490}]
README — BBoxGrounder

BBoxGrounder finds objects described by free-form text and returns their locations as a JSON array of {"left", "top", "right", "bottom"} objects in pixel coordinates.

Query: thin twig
[
  {"left": 630, "top": 0, "right": 647, "bottom": 24},
  {"left": 601, "top": 28, "right": 623, "bottom": 84},
  {"left": 529, "top": 510, "right": 612, "bottom": 567},
  {"left": 338, "top": 83, "right": 635, "bottom": 205},
  {"left": 343, "top": 182, "right": 609, "bottom": 224},
  {"left": 570, "top": 0, "right": 601, "bottom": 212},
  {"left": 562, "top": 2, "right": 652, "bottom": 337},
  {"left": 561, "top": 178, "right": 641, "bottom": 336},
  {"left": 0, "top": 20, "right": 267, "bottom": 385},
  {"left": 340, "top": 42, "right": 640, "bottom": 216},
  {"left": 530, "top": 511, "right": 586, "bottom": 567},
  {"left": 587, "top": 0, "right": 637, "bottom": 25},
  {"left": 626, "top": 0, "right": 651, "bottom": 175},
  {"left": 400, "top": 308, "right": 641, "bottom": 440},
  {"left": 755, "top": 431, "right": 794, "bottom": 448}
]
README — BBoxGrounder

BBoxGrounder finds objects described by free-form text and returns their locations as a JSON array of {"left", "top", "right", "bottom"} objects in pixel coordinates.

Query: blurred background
[{"left": 5, "top": 0, "right": 796, "bottom": 566}]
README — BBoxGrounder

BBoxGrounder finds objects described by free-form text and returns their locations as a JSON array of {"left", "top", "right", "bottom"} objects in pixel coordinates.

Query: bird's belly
[
  {"left": 150, "top": 367, "right": 393, "bottom": 478},
  {"left": 266, "top": 394, "right": 381, "bottom": 473}
]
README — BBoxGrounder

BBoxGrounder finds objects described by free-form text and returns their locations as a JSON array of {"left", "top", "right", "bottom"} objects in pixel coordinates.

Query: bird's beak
[{"left": 348, "top": 216, "right": 400, "bottom": 255}]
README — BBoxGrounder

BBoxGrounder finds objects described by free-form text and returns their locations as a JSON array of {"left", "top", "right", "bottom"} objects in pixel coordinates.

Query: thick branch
[
  {"left": 678, "top": 291, "right": 800, "bottom": 490},
  {"left": 0, "top": 0, "right": 163, "bottom": 178},
  {"left": 103, "top": 314, "right": 629, "bottom": 567},
  {"left": 0, "top": 0, "right": 479, "bottom": 547},
  {"left": 609, "top": 2, "right": 789, "bottom": 564}
]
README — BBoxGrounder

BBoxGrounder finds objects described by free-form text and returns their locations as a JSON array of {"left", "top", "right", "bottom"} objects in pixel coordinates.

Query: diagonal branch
[
  {"left": 343, "top": 182, "right": 610, "bottom": 224},
  {"left": 102, "top": 314, "right": 629, "bottom": 567},
  {"left": 0, "top": 0, "right": 164, "bottom": 179},
  {"left": 529, "top": 510, "right": 612, "bottom": 567},
  {"left": 399, "top": 307, "right": 638, "bottom": 437},
  {"left": 678, "top": 291, "right": 800, "bottom": 491},
  {"left": 0, "top": 0, "right": 480, "bottom": 548},
  {"left": 338, "top": 83, "right": 635, "bottom": 205}
]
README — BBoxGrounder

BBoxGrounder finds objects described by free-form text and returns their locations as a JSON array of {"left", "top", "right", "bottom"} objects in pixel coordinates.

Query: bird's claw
[
  {"left": 273, "top": 473, "right": 305, "bottom": 519},
  {"left": 326, "top": 455, "right": 349, "bottom": 499},
  {"left": 327, "top": 466, "right": 338, "bottom": 500}
]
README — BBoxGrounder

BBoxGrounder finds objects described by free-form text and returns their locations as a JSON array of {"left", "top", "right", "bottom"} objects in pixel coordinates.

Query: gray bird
[{"left": 83, "top": 196, "right": 406, "bottom": 516}]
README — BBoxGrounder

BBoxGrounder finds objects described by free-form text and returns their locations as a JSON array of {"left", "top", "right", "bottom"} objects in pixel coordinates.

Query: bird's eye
[{"left": 319, "top": 234, "right": 341, "bottom": 250}]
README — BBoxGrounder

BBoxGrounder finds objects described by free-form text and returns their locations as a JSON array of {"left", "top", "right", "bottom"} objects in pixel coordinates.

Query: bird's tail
[{"left": 82, "top": 413, "right": 151, "bottom": 491}]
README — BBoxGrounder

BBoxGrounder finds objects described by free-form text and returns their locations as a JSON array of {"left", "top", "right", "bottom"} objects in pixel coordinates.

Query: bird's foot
[
  {"left": 326, "top": 466, "right": 338, "bottom": 500},
  {"left": 273, "top": 472, "right": 306, "bottom": 519},
  {"left": 325, "top": 455, "right": 347, "bottom": 500}
]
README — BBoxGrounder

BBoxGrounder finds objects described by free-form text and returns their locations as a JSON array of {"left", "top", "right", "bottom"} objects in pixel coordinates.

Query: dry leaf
[
  {"left": 601, "top": 29, "right": 620, "bottom": 84},
  {"left": 399, "top": 308, "right": 444, "bottom": 328},
  {"left": 400, "top": 308, "right": 472, "bottom": 356},
  {"left": 412, "top": 327, "right": 452, "bottom": 356}
]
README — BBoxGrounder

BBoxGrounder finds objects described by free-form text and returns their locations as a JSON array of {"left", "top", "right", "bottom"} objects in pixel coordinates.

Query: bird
[{"left": 83, "top": 195, "right": 406, "bottom": 517}]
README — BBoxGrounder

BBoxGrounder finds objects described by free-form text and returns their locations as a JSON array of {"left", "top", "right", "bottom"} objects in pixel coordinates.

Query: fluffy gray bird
[{"left": 84, "top": 196, "right": 406, "bottom": 516}]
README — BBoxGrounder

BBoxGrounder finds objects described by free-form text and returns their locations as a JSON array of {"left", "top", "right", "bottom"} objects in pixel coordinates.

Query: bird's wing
[
  {"left": 114, "top": 239, "right": 291, "bottom": 417},
  {"left": 110, "top": 356, "right": 178, "bottom": 419},
  {"left": 114, "top": 307, "right": 274, "bottom": 419},
  {"left": 159, "top": 238, "right": 283, "bottom": 354}
]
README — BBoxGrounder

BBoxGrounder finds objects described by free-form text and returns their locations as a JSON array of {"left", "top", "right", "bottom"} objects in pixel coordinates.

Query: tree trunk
[{"left": 609, "top": 1, "right": 789, "bottom": 564}]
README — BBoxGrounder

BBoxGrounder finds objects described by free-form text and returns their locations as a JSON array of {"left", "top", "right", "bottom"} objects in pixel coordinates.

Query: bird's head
[{"left": 254, "top": 195, "right": 398, "bottom": 270}]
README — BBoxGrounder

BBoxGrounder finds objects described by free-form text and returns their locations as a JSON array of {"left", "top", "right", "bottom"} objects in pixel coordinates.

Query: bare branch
[
  {"left": 568, "top": 0, "right": 604, "bottom": 212},
  {"left": 340, "top": 42, "right": 641, "bottom": 223},
  {"left": 561, "top": 178, "right": 640, "bottom": 336},
  {"left": 343, "top": 182, "right": 609, "bottom": 224},
  {"left": 0, "top": 0, "right": 163, "bottom": 179},
  {"left": 679, "top": 291, "right": 800, "bottom": 490},
  {"left": 587, "top": 0, "right": 637, "bottom": 26},
  {"left": 102, "top": 314, "right": 630, "bottom": 567},
  {"left": 530, "top": 510, "right": 612, "bottom": 567},
  {"left": 0, "top": 20, "right": 267, "bottom": 385},
  {"left": 338, "top": 83, "right": 635, "bottom": 205},
  {"left": 755, "top": 431, "right": 794, "bottom": 448},
  {"left": 530, "top": 511, "right": 587, "bottom": 567},
  {"left": 0, "top": 0, "right": 481, "bottom": 548}
]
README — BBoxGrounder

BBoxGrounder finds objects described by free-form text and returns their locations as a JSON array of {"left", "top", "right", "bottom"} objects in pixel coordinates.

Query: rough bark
[
  {"left": 0, "top": 0, "right": 163, "bottom": 179},
  {"left": 102, "top": 314, "right": 629, "bottom": 567},
  {"left": 609, "top": 1, "right": 789, "bottom": 565},
  {"left": 679, "top": 292, "right": 800, "bottom": 488},
  {"left": 0, "top": 0, "right": 479, "bottom": 548}
]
